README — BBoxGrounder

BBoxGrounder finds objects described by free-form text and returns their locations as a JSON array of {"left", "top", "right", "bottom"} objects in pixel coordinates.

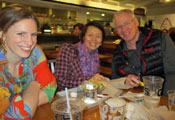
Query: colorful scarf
[{"left": 77, "top": 42, "right": 100, "bottom": 76}]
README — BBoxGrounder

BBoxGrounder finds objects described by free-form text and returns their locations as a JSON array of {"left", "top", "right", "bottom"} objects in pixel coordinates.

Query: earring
[{"left": 1, "top": 36, "right": 7, "bottom": 54}]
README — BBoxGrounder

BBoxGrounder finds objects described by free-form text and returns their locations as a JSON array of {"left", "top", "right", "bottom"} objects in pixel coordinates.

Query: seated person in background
[
  {"left": 73, "top": 23, "right": 84, "bottom": 36},
  {"left": 162, "top": 28, "right": 169, "bottom": 34},
  {"left": 111, "top": 9, "right": 175, "bottom": 96},
  {"left": 104, "top": 22, "right": 113, "bottom": 36},
  {"left": 169, "top": 27, "right": 175, "bottom": 42},
  {"left": 0, "top": 4, "right": 57, "bottom": 119},
  {"left": 72, "top": 23, "right": 84, "bottom": 43},
  {"left": 55, "top": 21, "right": 106, "bottom": 91}
]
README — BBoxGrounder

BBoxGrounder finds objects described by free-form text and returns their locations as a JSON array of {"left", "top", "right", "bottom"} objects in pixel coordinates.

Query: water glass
[
  {"left": 142, "top": 76, "right": 164, "bottom": 109},
  {"left": 82, "top": 83, "right": 98, "bottom": 104},
  {"left": 51, "top": 98, "right": 85, "bottom": 120},
  {"left": 167, "top": 90, "right": 175, "bottom": 111},
  {"left": 99, "top": 97, "right": 126, "bottom": 120}
]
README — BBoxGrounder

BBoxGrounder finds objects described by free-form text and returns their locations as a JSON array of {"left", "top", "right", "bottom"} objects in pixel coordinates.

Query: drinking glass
[
  {"left": 99, "top": 97, "right": 126, "bottom": 120},
  {"left": 167, "top": 90, "right": 175, "bottom": 111},
  {"left": 51, "top": 98, "right": 85, "bottom": 120},
  {"left": 142, "top": 76, "right": 164, "bottom": 109}
]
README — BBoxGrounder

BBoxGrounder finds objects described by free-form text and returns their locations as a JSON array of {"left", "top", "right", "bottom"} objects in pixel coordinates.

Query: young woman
[
  {"left": 55, "top": 21, "right": 106, "bottom": 91},
  {"left": 0, "top": 4, "right": 57, "bottom": 119}
]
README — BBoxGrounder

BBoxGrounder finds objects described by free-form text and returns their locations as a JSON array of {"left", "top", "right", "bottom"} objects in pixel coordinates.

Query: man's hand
[{"left": 125, "top": 74, "right": 140, "bottom": 88}]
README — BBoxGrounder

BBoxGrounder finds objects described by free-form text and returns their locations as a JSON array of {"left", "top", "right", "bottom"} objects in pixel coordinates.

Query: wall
[
  {"left": 1, "top": 1, "right": 115, "bottom": 25},
  {"left": 37, "top": 34, "right": 119, "bottom": 50},
  {"left": 147, "top": 14, "right": 175, "bottom": 30},
  {"left": 136, "top": 15, "right": 146, "bottom": 27},
  {"left": 77, "top": 10, "right": 87, "bottom": 24}
]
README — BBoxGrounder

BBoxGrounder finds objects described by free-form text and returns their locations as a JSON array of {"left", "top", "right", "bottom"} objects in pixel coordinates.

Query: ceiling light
[
  {"left": 86, "top": 12, "right": 90, "bottom": 15},
  {"left": 159, "top": 0, "right": 174, "bottom": 2},
  {"left": 101, "top": 13, "right": 105, "bottom": 16}
]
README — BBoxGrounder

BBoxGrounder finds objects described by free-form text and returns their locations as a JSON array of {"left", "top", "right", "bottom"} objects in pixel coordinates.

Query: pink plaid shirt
[{"left": 55, "top": 43, "right": 98, "bottom": 91}]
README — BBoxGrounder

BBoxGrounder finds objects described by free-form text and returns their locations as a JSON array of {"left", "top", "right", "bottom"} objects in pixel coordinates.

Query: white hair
[{"left": 113, "top": 9, "right": 135, "bottom": 27}]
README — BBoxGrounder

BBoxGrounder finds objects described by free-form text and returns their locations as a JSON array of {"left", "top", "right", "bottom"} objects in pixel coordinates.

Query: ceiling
[
  {"left": 43, "top": 0, "right": 175, "bottom": 15},
  {"left": 1, "top": 0, "right": 175, "bottom": 16}
]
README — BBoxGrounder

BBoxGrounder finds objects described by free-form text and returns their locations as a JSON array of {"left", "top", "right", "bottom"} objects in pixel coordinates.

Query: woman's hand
[
  {"left": 91, "top": 73, "right": 107, "bottom": 81},
  {"left": 125, "top": 74, "right": 140, "bottom": 88}
]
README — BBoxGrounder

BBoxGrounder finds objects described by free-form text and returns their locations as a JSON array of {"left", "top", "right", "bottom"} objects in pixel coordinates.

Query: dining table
[{"left": 32, "top": 88, "right": 168, "bottom": 120}]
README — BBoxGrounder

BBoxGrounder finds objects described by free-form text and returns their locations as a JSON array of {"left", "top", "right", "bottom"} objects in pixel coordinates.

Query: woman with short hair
[{"left": 55, "top": 21, "right": 106, "bottom": 91}]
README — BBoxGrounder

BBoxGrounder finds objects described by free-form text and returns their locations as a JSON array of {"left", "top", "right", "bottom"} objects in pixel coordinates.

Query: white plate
[{"left": 56, "top": 87, "right": 82, "bottom": 98}]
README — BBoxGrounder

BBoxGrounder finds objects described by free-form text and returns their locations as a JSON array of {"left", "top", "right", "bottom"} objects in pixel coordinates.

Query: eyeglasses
[{"left": 116, "top": 18, "right": 134, "bottom": 30}]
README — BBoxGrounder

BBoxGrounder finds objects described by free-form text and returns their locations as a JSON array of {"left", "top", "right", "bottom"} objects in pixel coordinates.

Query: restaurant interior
[
  {"left": 0, "top": 0, "right": 175, "bottom": 119},
  {"left": 1, "top": 0, "right": 175, "bottom": 77}
]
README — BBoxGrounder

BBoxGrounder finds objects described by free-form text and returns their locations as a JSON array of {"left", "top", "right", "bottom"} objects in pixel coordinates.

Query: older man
[{"left": 111, "top": 9, "right": 175, "bottom": 96}]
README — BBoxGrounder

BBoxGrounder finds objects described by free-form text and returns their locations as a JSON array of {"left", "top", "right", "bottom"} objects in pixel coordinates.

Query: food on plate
[{"left": 88, "top": 79, "right": 104, "bottom": 92}]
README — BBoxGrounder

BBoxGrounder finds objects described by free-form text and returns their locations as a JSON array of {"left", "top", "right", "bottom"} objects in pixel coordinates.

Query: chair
[{"left": 47, "top": 59, "right": 56, "bottom": 73}]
